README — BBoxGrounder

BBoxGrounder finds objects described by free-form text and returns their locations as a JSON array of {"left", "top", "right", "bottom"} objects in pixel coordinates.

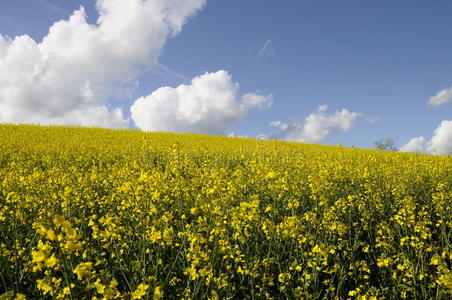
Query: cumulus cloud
[
  {"left": 269, "top": 120, "right": 288, "bottom": 131},
  {"left": 427, "top": 120, "right": 452, "bottom": 155},
  {"left": 130, "top": 70, "right": 273, "bottom": 134},
  {"left": 400, "top": 121, "right": 452, "bottom": 155},
  {"left": 0, "top": 0, "right": 206, "bottom": 127},
  {"left": 399, "top": 136, "right": 426, "bottom": 153},
  {"left": 270, "top": 105, "right": 363, "bottom": 143},
  {"left": 427, "top": 87, "right": 452, "bottom": 108}
]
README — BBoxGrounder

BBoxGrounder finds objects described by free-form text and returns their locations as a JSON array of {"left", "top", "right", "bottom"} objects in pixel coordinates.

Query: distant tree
[{"left": 374, "top": 138, "right": 398, "bottom": 151}]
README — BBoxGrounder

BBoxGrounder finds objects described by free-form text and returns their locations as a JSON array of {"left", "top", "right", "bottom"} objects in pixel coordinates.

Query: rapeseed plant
[{"left": 0, "top": 124, "right": 451, "bottom": 298}]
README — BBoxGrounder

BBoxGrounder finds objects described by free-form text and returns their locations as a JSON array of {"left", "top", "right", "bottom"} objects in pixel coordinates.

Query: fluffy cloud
[
  {"left": 427, "top": 120, "right": 452, "bottom": 155},
  {"left": 399, "top": 136, "right": 425, "bottom": 153},
  {"left": 427, "top": 87, "right": 452, "bottom": 108},
  {"left": 270, "top": 105, "right": 363, "bottom": 143},
  {"left": 400, "top": 121, "right": 452, "bottom": 155},
  {"left": 0, "top": 0, "right": 206, "bottom": 127},
  {"left": 130, "top": 70, "right": 273, "bottom": 134}
]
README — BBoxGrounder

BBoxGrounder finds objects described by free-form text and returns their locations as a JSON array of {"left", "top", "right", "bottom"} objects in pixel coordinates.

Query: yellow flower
[
  {"left": 31, "top": 250, "right": 47, "bottom": 263},
  {"left": 53, "top": 214, "right": 66, "bottom": 227},
  {"left": 278, "top": 273, "right": 291, "bottom": 283},
  {"left": 109, "top": 279, "right": 118, "bottom": 289},
  {"left": 94, "top": 279, "right": 105, "bottom": 294},
  {"left": 153, "top": 286, "right": 163, "bottom": 300},
  {"left": 45, "top": 254, "right": 59, "bottom": 268},
  {"left": 36, "top": 279, "right": 53, "bottom": 295},
  {"left": 131, "top": 284, "right": 149, "bottom": 299},
  {"left": 64, "top": 240, "right": 83, "bottom": 252},
  {"left": 377, "top": 257, "right": 392, "bottom": 267},
  {"left": 73, "top": 262, "right": 93, "bottom": 280},
  {"left": 36, "top": 224, "right": 47, "bottom": 236},
  {"left": 430, "top": 254, "right": 441, "bottom": 265},
  {"left": 265, "top": 171, "right": 276, "bottom": 179},
  {"left": 348, "top": 288, "right": 360, "bottom": 296},
  {"left": 14, "top": 294, "right": 27, "bottom": 300},
  {"left": 45, "top": 229, "right": 56, "bottom": 241}
]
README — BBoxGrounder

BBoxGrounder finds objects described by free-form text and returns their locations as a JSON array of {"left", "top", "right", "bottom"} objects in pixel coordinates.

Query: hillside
[{"left": 0, "top": 124, "right": 451, "bottom": 299}]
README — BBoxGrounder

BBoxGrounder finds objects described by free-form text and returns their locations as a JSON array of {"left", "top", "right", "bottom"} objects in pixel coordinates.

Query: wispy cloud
[
  {"left": 0, "top": 14, "right": 20, "bottom": 30},
  {"left": 256, "top": 40, "right": 274, "bottom": 58},
  {"left": 31, "top": 0, "right": 63, "bottom": 13},
  {"left": 150, "top": 63, "right": 190, "bottom": 84},
  {"left": 427, "top": 86, "right": 452, "bottom": 108}
]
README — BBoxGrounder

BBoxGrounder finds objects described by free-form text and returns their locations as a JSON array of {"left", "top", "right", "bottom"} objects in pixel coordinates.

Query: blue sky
[{"left": 0, "top": 0, "right": 451, "bottom": 152}]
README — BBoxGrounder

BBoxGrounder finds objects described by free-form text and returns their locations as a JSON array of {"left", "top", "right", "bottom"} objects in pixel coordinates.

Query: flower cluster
[{"left": 0, "top": 124, "right": 451, "bottom": 299}]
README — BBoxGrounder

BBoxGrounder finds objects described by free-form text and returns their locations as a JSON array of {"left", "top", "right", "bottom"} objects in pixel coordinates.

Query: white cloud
[
  {"left": 130, "top": 70, "right": 272, "bottom": 134},
  {"left": 427, "top": 87, "right": 452, "bottom": 108},
  {"left": 0, "top": 0, "right": 206, "bottom": 127},
  {"left": 400, "top": 121, "right": 452, "bottom": 155},
  {"left": 427, "top": 120, "right": 452, "bottom": 155},
  {"left": 317, "top": 104, "right": 329, "bottom": 112},
  {"left": 399, "top": 136, "right": 425, "bottom": 153},
  {"left": 227, "top": 132, "right": 249, "bottom": 138},
  {"left": 242, "top": 93, "right": 273, "bottom": 110},
  {"left": 269, "top": 120, "right": 288, "bottom": 131},
  {"left": 256, "top": 40, "right": 274, "bottom": 58},
  {"left": 270, "top": 106, "right": 363, "bottom": 143}
]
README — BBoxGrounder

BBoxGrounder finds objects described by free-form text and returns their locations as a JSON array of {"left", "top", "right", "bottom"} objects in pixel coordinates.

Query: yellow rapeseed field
[{"left": 0, "top": 124, "right": 451, "bottom": 299}]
